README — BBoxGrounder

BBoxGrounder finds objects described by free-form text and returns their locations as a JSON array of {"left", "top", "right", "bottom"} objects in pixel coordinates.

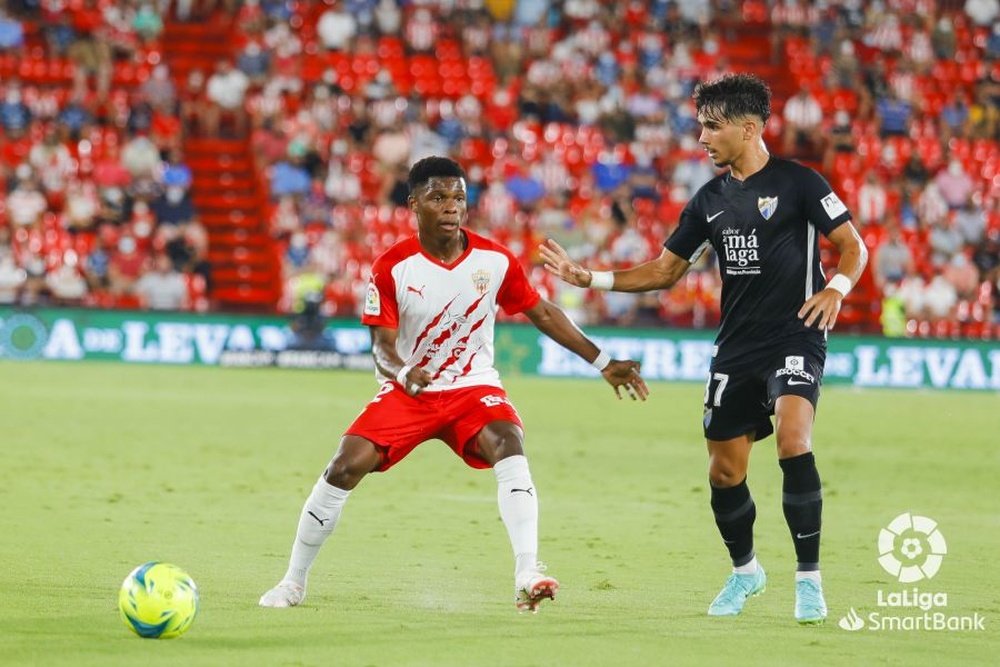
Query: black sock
[
  {"left": 710, "top": 478, "right": 756, "bottom": 567},
  {"left": 780, "top": 452, "right": 822, "bottom": 571}
]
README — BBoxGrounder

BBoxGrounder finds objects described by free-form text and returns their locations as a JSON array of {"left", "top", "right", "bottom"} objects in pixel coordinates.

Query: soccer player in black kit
[{"left": 540, "top": 74, "right": 868, "bottom": 625}]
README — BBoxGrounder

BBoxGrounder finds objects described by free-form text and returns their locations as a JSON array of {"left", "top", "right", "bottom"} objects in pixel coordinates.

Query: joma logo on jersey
[
  {"left": 721, "top": 228, "right": 760, "bottom": 274},
  {"left": 758, "top": 196, "right": 778, "bottom": 220},
  {"left": 471, "top": 269, "right": 491, "bottom": 295}
]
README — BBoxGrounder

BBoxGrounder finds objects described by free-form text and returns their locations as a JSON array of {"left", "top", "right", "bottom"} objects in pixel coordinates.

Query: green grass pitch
[{"left": 1, "top": 361, "right": 997, "bottom": 666}]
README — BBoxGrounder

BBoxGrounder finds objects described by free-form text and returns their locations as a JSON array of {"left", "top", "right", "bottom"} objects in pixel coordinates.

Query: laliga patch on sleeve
[
  {"left": 364, "top": 281, "right": 381, "bottom": 316},
  {"left": 820, "top": 192, "right": 847, "bottom": 219}
]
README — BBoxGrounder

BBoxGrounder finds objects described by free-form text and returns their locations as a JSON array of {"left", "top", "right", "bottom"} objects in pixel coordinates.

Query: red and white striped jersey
[{"left": 362, "top": 230, "right": 541, "bottom": 391}]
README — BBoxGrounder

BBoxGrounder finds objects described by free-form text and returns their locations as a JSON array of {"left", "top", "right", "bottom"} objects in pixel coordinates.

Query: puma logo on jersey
[{"left": 407, "top": 285, "right": 426, "bottom": 298}]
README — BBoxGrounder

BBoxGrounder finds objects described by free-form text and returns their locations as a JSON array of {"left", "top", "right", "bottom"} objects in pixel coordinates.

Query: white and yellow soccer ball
[{"left": 118, "top": 562, "right": 199, "bottom": 639}]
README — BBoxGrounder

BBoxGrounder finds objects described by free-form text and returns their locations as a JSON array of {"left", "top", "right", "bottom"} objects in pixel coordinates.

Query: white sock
[
  {"left": 282, "top": 476, "right": 351, "bottom": 586},
  {"left": 733, "top": 555, "right": 759, "bottom": 575},
  {"left": 796, "top": 570, "right": 822, "bottom": 583},
  {"left": 494, "top": 455, "right": 538, "bottom": 580}
]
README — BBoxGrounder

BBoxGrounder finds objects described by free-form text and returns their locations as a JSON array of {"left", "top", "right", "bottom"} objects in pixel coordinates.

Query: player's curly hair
[
  {"left": 693, "top": 73, "right": 772, "bottom": 125},
  {"left": 408, "top": 156, "right": 467, "bottom": 191}
]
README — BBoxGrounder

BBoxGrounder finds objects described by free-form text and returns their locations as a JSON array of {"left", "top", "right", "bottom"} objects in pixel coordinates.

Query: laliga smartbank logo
[{"left": 839, "top": 513, "right": 985, "bottom": 632}]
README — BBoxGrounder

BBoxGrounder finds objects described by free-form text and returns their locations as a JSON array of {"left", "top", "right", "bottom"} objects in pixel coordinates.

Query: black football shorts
[{"left": 701, "top": 341, "right": 825, "bottom": 442}]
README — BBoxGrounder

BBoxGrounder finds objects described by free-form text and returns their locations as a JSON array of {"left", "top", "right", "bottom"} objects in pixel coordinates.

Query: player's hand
[
  {"left": 601, "top": 360, "right": 649, "bottom": 401},
  {"left": 798, "top": 288, "right": 843, "bottom": 331},
  {"left": 539, "top": 239, "right": 593, "bottom": 288},
  {"left": 400, "top": 366, "right": 433, "bottom": 395}
]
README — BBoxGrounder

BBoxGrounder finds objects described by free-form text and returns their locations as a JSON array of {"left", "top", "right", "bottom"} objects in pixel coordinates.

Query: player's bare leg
[
  {"left": 259, "top": 436, "right": 381, "bottom": 608},
  {"left": 706, "top": 434, "right": 767, "bottom": 616},
  {"left": 476, "top": 421, "right": 559, "bottom": 613},
  {"left": 775, "top": 395, "right": 827, "bottom": 624}
]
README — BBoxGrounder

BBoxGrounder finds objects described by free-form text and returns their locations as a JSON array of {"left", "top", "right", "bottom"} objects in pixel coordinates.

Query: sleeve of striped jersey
[
  {"left": 664, "top": 199, "right": 709, "bottom": 262},
  {"left": 801, "top": 166, "right": 852, "bottom": 235},
  {"left": 360, "top": 262, "right": 399, "bottom": 328},
  {"left": 497, "top": 254, "right": 541, "bottom": 315}
]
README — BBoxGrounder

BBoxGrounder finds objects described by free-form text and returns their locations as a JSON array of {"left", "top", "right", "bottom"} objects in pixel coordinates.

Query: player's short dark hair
[
  {"left": 693, "top": 73, "right": 772, "bottom": 125},
  {"left": 408, "top": 156, "right": 467, "bottom": 192}
]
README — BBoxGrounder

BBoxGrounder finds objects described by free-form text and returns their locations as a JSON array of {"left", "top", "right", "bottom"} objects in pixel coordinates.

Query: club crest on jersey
[
  {"left": 471, "top": 269, "right": 491, "bottom": 295},
  {"left": 757, "top": 196, "right": 778, "bottom": 220}
]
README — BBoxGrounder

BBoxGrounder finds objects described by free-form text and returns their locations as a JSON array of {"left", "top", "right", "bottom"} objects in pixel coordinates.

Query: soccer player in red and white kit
[{"left": 260, "top": 157, "right": 649, "bottom": 613}]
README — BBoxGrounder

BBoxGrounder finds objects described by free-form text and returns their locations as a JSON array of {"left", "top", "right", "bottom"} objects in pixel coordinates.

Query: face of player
[
  {"left": 697, "top": 111, "right": 755, "bottom": 168},
  {"left": 410, "top": 176, "right": 468, "bottom": 243}
]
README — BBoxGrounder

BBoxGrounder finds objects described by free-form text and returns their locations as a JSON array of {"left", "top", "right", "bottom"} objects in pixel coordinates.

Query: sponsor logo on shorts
[{"left": 776, "top": 367, "right": 816, "bottom": 384}]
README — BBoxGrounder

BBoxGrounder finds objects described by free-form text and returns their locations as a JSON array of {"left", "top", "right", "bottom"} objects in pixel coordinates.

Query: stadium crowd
[{"left": 0, "top": 0, "right": 998, "bottom": 338}]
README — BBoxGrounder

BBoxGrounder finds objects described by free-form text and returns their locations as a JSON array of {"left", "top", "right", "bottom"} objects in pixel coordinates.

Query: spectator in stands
[
  {"left": 141, "top": 64, "right": 177, "bottom": 113},
  {"left": 7, "top": 169, "right": 47, "bottom": 228},
  {"left": 902, "top": 153, "right": 930, "bottom": 186},
  {"left": 0, "top": 82, "right": 31, "bottom": 135},
  {"left": 121, "top": 131, "right": 162, "bottom": 180},
  {"left": 857, "top": 173, "right": 888, "bottom": 227},
  {"left": 134, "top": 252, "right": 188, "bottom": 310},
  {"left": 57, "top": 93, "right": 94, "bottom": 139},
  {"left": 929, "top": 216, "right": 964, "bottom": 267},
  {"left": 180, "top": 69, "right": 208, "bottom": 134},
  {"left": 917, "top": 182, "right": 949, "bottom": 227},
  {"left": 204, "top": 60, "right": 249, "bottom": 137},
  {"left": 965, "top": 0, "right": 999, "bottom": 26},
  {"left": 954, "top": 199, "right": 987, "bottom": 246},
  {"left": 237, "top": 37, "right": 271, "bottom": 87},
  {"left": 373, "top": 0, "right": 401, "bottom": 35},
  {"left": 925, "top": 273, "right": 958, "bottom": 320},
  {"left": 64, "top": 179, "right": 101, "bottom": 230},
  {"left": 46, "top": 252, "right": 88, "bottom": 304},
  {"left": 151, "top": 179, "right": 196, "bottom": 226},
  {"left": 269, "top": 144, "right": 311, "bottom": 198},
  {"left": 940, "top": 92, "right": 970, "bottom": 140},
  {"left": 782, "top": 86, "right": 824, "bottom": 156},
  {"left": 28, "top": 126, "right": 74, "bottom": 199},
  {"left": 875, "top": 88, "right": 913, "bottom": 137},
  {"left": 68, "top": 0, "right": 112, "bottom": 101},
  {"left": 944, "top": 251, "right": 981, "bottom": 301},
  {"left": 133, "top": 2, "right": 163, "bottom": 43},
  {"left": 934, "top": 160, "right": 974, "bottom": 209},
  {"left": 988, "top": 22, "right": 1000, "bottom": 59},
  {"left": 966, "top": 85, "right": 999, "bottom": 139},
  {"left": 932, "top": 16, "right": 956, "bottom": 60},
  {"left": 874, "top": 224, "right": 914, "bottom": 290},
  {"left": 324, "top": 158, "right": 362, "bottom": 205},
  {"left": 108, "top": 234, "right": 146, "bottom": 295},
  {"left": 317, "top": 0, "right": 357, "bottom": 51},
  {"left": 45, "top": 12, "right": 77, "bottom": 57},
  {"left": 0, "top": 5, "right": 24, "bottom": 51},
  {"left": 371, "top": 120, "right": 411, "bottom": 171}
]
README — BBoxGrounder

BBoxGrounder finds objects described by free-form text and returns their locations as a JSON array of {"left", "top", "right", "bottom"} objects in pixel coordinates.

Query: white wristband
[
  {"left": 589, "top": 270, "right": 614, "bottom": 290},
  {"left": 395, "top": 364, "right": 413, "bottom": 386},
  {"left": 590, "top": 350, "right": 611, "bottom": 371},
  {"left": 826, "top": 273, "right": 852, "bottom": 297}
]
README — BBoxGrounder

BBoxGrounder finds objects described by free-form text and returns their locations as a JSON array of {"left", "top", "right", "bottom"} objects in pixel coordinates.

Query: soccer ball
[{"left": 118, "top": 562, "right": 199, "bottom": 639}]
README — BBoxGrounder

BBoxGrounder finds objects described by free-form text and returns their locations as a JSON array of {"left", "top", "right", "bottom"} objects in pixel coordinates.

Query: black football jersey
[{"left": 665, "top": 157, "right": 852, "bottom": 363}]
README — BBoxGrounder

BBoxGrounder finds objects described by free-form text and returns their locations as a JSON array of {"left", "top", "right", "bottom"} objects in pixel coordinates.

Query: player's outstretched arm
[
  {"left": 523, "top": 298, "right": 649, "bottom": 401},
  {"left": 798, "top": 221, "right": 869, "bottom": 330},
  {"left": 370, "top": 326, "right": 432, "bottom": 395},
  {"left": 539, "top": 240, "right": 691, "bottom": 292}
]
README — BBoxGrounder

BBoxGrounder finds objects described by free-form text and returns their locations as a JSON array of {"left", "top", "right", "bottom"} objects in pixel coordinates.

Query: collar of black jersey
[{"left": 725, "top": 156, "right": 775, "bottom": 187}]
